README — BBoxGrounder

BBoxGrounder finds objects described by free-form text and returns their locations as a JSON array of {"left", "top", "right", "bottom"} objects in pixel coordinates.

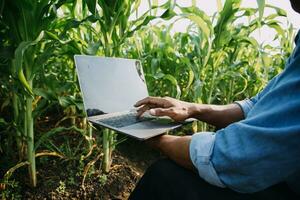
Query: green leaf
[
  {"left": 34, "top": 126, "right": 85, "bottom": 151},
  {"left": 0, "top": 118, "right": 7, "bottom": 126},
  {"left": 265, "top": 20, "right": 285, "bottom": 36},
  {"left": 186, "top": 69, "right": 195, "bottom": 89},
  {"left": 266, "top": 4, "right": 287, "bottom": 17},
  {"left": 85, "top": 0, "right": 97, "bottom": 15},
  {"left": 15, "top": 31, "right": 44, "bottom": 95},
  {"left": 85, "top": 41, "right": 102, "bottom": 55},
  {"left": 128, "top": 15, "right": 156, "bottom": 37},
  {"left": 45, "top": 31, "right": 60, "bottom": 41},
  {"left": 256, "top": 0, "right": 265, "bottom": 25},
  {"left": 58, "top": 96, "right": 84, "bottom": 111},
  {"left": 179, "top": 6, "right": 213, "bottom": 39},
  {"left": 58, "top": 96, "right": 73, "bottom": 107},
  {"left": 163, "top": 74, "right": 181, "bottom": 98},
  {"left": 160, "top": 8, "right": 176, "bottom": 20},
  {"left": 214, "top": 0, "right": 240, "bottom": 48},
  {"left": 18, "top": 69, "right": 33, "bottom": 95},
  {"left": 33, "top": 88, "right": 56, "bottom": 100},
  {"left": 151, "top": 0, "right": 158, "bottom": 15},
  {"left": 133, "top": 0, "right": 142, "bottom": 12},
  {"left": 185, "top": 14, "right": 211, "bottom": 39},
  {"left": 216, "top": 0, "right": 222, "bottom": 12}
]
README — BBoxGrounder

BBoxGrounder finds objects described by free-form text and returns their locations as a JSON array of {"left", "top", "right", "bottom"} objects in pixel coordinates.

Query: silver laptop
[{"left": 74, "top": 55, "right": 185, "bottom": 140}]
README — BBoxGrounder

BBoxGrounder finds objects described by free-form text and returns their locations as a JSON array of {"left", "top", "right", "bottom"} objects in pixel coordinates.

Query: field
[{"left": 0, "top": 0, "right": 295, "bottom": 199}]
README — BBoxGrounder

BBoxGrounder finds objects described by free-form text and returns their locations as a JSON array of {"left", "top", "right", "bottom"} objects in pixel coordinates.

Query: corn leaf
[
  {"left": 216, "top": 0, "right": 222, "bottom": 12},
  {"left": 266, "top": 4, "right": 287, "bottom": 17},
  {"left": 15, "top": 31, "right": 44, "bottom": 95},
  {"left": 179, "top": 6, "right": 213, "bottom": 39},
  {"left": 185, "top": 14, "right": 211, "bottom": 39},
  {"left": 34, "top": 126, "right": 85, "bottom": 151},
  {"left": 85, "top": 0, "right": 97, "bottom": 15},
  {"left": 0, "top": 118, "right": 7, "bottom": 125},
  {"left": 133, "top": 0, "right": 142, "bottom": 12},
  {"left": 163, "top": 74, "right": 181, "bottom": 98},
  {"left": 214, "top": 0, "right": 240, "bottom": 48},
  {"left": 257, "top": 0, "right": 265, "bottom": 23},
  {"left": 160, "top": 8, "right": 176, "bottom": 20},
  {"left": 265, "top": 21, "right": 285, "bottom": 36}
]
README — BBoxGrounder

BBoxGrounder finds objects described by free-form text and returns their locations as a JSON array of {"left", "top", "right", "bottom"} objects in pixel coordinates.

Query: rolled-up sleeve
[
  {"left": 235, "top": 99, "right": 254, "bottom": 117},
  {"left": 189, "top": 132, "right": 225, "bottom": 188}
]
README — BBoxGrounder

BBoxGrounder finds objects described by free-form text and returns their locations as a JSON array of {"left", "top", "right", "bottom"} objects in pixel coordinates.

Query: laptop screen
[{"left": 74, "top": 56, "right": 148, "bottom": 117}]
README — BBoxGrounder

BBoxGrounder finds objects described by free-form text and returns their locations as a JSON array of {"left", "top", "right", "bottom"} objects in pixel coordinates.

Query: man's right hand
[
  {"left": 134, "top": 96, "right": 196, "bottom": 122},
  {"left": 134, "top": 96, "right": 245, "bottom": 129}
]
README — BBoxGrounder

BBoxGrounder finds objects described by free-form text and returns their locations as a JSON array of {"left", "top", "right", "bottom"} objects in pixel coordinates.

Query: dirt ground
[
  {"left": 0, "top": 106, "right": 165, "bottom": 200},
  {"left": 2, "top": 138, "right": 161, "bottom": 200}
]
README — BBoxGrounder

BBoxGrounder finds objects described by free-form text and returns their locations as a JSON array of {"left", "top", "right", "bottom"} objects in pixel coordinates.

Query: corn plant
[{"left": 0, "top": 0, "right": 72, "bottom": 187}]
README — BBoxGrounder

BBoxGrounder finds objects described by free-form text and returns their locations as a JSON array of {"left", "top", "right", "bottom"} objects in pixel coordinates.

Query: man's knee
[
  {"left": 129, "top": 159, "right": 175, "bottom": 200},
  {"left": 147, "top": 159, "right": 176, "bottom": 177}
]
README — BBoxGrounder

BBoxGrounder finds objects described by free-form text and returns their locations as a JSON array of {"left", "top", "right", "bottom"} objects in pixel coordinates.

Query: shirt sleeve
[
  {"left": 211, "top": 119, "right": 300, "bottom": 193},
  {"left": 234, "top": 99, "right": 254, "bottom": 117},
  {"left": 234, "top": 88, "right": 270, "bottom": 117},
  {"left": 189, "top": 132, "right": 225, "bottom": 188}
]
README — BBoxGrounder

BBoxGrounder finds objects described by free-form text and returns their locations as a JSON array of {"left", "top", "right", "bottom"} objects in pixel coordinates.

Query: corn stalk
[{"left": 0, "top": 0, "right": 69, "bottom": 187}]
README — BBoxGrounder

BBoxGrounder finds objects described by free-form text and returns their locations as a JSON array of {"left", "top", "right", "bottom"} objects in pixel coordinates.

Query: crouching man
[{"left": 129, "top": 1, "right": 300, "bottom": 199}]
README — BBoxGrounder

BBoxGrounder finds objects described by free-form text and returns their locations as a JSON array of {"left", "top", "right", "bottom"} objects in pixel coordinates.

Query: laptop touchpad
[{"left": 120, "top": 121, "right": 181, "bottom": 139}]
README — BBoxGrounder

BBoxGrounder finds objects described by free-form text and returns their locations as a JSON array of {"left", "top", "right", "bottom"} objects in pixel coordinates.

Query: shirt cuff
[
  {"left": 234, "top": 99, "right": 254, "bottom": 117},
  {"left": 189, "top": 132, "right": 225, "bottom": 188}
]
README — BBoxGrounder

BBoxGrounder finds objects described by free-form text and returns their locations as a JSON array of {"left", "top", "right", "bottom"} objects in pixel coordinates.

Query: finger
[
  {"left": 149, "top": 108, "right": 175, "bottom": 117},
  {"left": 136, "top": 105, "right": 150, "bottom": 117},
  {"left": 134, "top": 96, "right": 165, "bottom": 107},
  {"left": 134, "top": 96, "right": 152, "bottom": 107},
  {"left": 136, "top": 103, "right": 159, "bottom": 117}
]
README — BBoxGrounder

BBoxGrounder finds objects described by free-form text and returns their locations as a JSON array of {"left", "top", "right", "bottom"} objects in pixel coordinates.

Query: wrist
[
  {"left": 155, "top": 135, "right": 179, "bottom": 151},
  {"left": 146, "top": 135, "right": 173, "bottom": 150},
  {"left": 187, "top": 103, "right": 211, "bottom": 119}
]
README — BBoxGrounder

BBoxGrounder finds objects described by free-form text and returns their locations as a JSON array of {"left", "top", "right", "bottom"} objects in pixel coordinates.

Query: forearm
[
  {"left": 148, "top": 135, "right": 194, "bottom": 170},
  {"left": 188, "top": 103, "right": 244, "bottom": 129}
]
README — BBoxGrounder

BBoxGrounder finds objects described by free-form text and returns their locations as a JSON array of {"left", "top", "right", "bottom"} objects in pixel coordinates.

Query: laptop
[{"left": 74, "top": 55, "right": 187, "bottom": 140}]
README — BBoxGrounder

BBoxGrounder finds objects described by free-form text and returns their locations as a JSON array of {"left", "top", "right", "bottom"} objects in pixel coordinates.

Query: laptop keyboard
[{"left": 96, "top": 112, "right": 154, "bottom": 128}]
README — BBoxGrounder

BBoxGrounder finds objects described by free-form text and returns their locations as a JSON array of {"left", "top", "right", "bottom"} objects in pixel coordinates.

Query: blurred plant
[{"left": 55, "top": 180, "right": 66, "bottom": 195}]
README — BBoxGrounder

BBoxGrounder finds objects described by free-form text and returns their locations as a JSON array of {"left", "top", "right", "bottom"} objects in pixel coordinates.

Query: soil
[
  {"left": 0, "top": 109, "right": 167, "bottom": 200},
  {"left": 1, "top": 137, "right": 161, "bottom": 200}
]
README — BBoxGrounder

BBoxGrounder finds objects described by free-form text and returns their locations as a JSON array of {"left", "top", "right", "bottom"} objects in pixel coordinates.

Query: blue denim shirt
[{"left": 189, "top": 30, "right": 300, "bottom": 193}]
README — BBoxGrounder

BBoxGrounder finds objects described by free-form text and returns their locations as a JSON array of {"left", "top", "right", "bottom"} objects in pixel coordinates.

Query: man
[{"left": 129, "top": 1, "right": 300, "bottom": 199}]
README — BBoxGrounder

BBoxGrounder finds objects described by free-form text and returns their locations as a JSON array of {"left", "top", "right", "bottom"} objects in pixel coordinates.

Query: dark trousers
[{"left": 129, "top": 159, "right": 298, "bottom": 200}]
